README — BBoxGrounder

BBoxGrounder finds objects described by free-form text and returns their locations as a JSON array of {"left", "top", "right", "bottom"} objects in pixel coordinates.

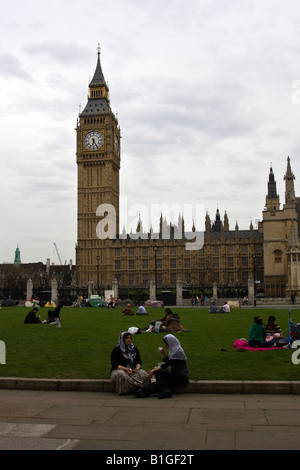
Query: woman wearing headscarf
[
  {"left": 135, "top": 334, "right": 189, "bottom": 399},
  {"left": 110, "top": 332, "right": 150, "bottom": 395},
  {"left": 122, "top": 304, "right": 134, "bottom": 316}
]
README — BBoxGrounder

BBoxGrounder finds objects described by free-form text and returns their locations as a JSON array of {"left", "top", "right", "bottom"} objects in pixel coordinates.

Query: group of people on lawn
[
  {"left": 209, "top": 301, "right": 231, "bottom": 313},
  {"left": 249, "top": 315, "right": 286, "bottom": 347},
  {"left": 24, "top": 304, "right": 63, "bottom": 328}
]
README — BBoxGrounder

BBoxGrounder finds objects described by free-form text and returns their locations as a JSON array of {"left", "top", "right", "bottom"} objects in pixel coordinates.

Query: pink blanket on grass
[{"left": 233, "top": 339, "right": 283, "bottom": 351}]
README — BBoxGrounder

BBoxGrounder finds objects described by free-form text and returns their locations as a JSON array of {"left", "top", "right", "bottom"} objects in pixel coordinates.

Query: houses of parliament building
[{"left": 75, "top": 48, "right": 300, "bottom": 300}]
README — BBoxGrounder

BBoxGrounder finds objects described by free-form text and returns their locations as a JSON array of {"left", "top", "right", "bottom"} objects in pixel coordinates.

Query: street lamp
[
  {"left": 252, "top": 254, "right": 256, "bottom": 306},
  {"left": 153, "top": 245, "right": 158, "bottom": 300}
]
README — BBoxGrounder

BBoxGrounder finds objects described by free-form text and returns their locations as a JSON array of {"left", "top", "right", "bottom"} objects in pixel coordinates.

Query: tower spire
[
  {"left": 265, "top": 164, "right": 280, "bottom": 211},
  {"left": 80, "top": 45, "right": 110, "bottom": 116},
  {"left": 267, "top": 164, "right": 278, "bottom": 199},
  {"left": 211, "top": 208, "right": 222, "bottom": 232},
  {"left": 284, "top": 156, "right": 296, "bottom": 206},
  {"left": 90, "top": 43, "right": 106, "bottom": 86}
]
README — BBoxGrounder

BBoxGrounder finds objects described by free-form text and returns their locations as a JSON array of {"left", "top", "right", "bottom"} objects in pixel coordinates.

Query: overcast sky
[{"left": 1, "top": 0, "right": 300, "bottom": 264}]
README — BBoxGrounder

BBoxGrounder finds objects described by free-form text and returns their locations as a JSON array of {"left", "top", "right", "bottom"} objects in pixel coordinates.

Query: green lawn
[{"left": 1, "top": 305, "right": 300, "bottom": 381}]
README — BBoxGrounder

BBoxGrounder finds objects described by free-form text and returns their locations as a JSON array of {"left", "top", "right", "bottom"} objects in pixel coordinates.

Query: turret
[
  {"left": 265, "top": 164, "right": 280, "bottom": 211},
  {"left": 284, "top": 156, "right": 296, "bottom": 207},
  {"left": 211, "top": 208, "right": 222, "bottom": 232}
]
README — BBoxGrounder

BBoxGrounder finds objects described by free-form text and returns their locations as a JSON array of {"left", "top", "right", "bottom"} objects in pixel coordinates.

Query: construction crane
[{"left": 53, "top": 243, "right": 63, "bottom": 265}]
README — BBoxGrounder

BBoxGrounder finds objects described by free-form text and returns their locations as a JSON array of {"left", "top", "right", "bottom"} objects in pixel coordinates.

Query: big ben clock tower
[{"left": 76, "top": 46, "right": 121, "bottom": 286}]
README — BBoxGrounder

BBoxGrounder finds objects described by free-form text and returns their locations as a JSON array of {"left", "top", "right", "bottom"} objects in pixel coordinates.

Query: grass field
[{"left": 1, "top": 305, "right": 300, "bottom": 381}]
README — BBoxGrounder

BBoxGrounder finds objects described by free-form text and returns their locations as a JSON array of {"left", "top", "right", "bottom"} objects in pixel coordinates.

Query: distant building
[{"left": 0, "top": 259, "right": 76, "bottom": 304}]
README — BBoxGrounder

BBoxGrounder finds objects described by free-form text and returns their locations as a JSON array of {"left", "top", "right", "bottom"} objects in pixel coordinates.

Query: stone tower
[
  {"left": 76, "top": 46, "right": 121, "bottom": 286},
  {"left": 263, "top": 158, "right": 299, "bottom": 297}
]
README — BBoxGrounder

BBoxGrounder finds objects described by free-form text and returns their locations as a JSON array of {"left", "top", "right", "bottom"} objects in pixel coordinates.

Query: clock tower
[{"left": 76, "top": 46, "right": 121, "bottom": 286}]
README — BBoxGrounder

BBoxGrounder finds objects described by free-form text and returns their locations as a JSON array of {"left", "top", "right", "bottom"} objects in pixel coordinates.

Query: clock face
[
  {"left": 84, "top": 131, "right": 103, "bottom": 150},
  {"left": 114, "top": 135, "right": 119, "bottom": 154}
]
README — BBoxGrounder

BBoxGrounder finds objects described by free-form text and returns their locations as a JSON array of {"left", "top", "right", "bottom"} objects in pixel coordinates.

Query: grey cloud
[
  {"left": 23, "top": 41, "right": 88, "bottom": 65},
  {"left": 0, "top": 53, "right": 34, "bottom": 82}
]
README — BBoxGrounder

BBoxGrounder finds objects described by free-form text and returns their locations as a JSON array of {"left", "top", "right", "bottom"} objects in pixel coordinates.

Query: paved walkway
[{"left": 1, "top": 388, "right": 300, "bottom": 451}]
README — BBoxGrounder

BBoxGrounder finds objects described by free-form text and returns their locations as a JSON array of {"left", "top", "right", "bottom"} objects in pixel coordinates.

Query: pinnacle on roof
[
  {"left": 284, "top": 156, "right": 295, "bottom": 181},
  {"left": 90, "top": 43, "right": 106, "bottom": 87},
  {"left": 267, "top": 164, "right": 278, "bottom": 199},
  {"left": 284, "top": 156, "right": 296, "bottom": 206}
]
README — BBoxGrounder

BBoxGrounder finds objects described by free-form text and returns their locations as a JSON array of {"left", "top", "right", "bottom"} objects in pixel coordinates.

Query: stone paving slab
[
  {"left": 0, "top": 436, "right": 79, "bottom": 450},
  {"left": 0, "top": 402, "right": 50, "bottom": 418},
  {"left": 73, "top": 438, "right": 164, "bottom": 451},
  {"left": 0, "top": 422, "right": 56, "bottom": 437},
  {"left": 36, "top": 403, "right": 119, "bottom": 423},
  {"left": 265, "top": 409, "right": 300, "bottom": 426},
  {"left": 206, "top": 430, "right": 235, "bottom": 450},
  {"left": 0, "top": 421, "right": 79, "bottom": 450},
  {"left": 45, "top": 423, "right": 136, "bottom": 441},
  {"left": 189, "top": 408, "right": 267, "bottom": 426},
  {"left": 107, "top": 406, "right": 191, "bottom": 426},
  {"left": 236, "top": 431, "right": 300, "bottom": 450}
]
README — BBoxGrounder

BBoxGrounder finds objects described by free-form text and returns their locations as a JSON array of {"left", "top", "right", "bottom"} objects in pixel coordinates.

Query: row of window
[
  {"left": 83, "top": 118, "right": 106, "bottom": 125},
  {"left": 114, "top": 247, "right": 263, "bottom": 257},
  {"left": 114, "top": 257, "right": 263, "bottom": 270},
  {"left": 90, "top": 90, "right": 106, "bottom": 98}
]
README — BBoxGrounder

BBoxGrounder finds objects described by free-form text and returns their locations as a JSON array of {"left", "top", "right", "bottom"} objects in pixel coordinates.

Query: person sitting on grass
[
  {"left": 164, "top": 309, "right": 184, "bottom": 332},
  {"left": 110, "top": 332, "right": 150, "bottom": 395},
  {"left": 218, "top": 301, "right": 230, "bottom": 313},
  {"left": 122, "top": 303, "right": 134, "bottom": 316},
  {"left": 264, "top": 315, "right": 283, "bottom": 337},
  {"left": 135, "top": 334, "right": 189, "bottom": 399},
  {"left": 249, "top": 316, "right": 276, "bottom": 347},
  {"left": 24, "top": 307, "right": 41, "bottom": 324},
  {"left": 43, "top": 304, "right": 63, "bottom": 328},
  {"left": 136, "top": 304, "right": 148, "bottom": 315}
]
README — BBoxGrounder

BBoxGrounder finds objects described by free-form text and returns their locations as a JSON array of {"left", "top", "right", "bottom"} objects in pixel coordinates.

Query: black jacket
[
  {"left": 24, "top": 310, "right": 40, "bottom": 324},
  {"left": 110, "top": 345, "right": 142, "bottom": 372}
]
